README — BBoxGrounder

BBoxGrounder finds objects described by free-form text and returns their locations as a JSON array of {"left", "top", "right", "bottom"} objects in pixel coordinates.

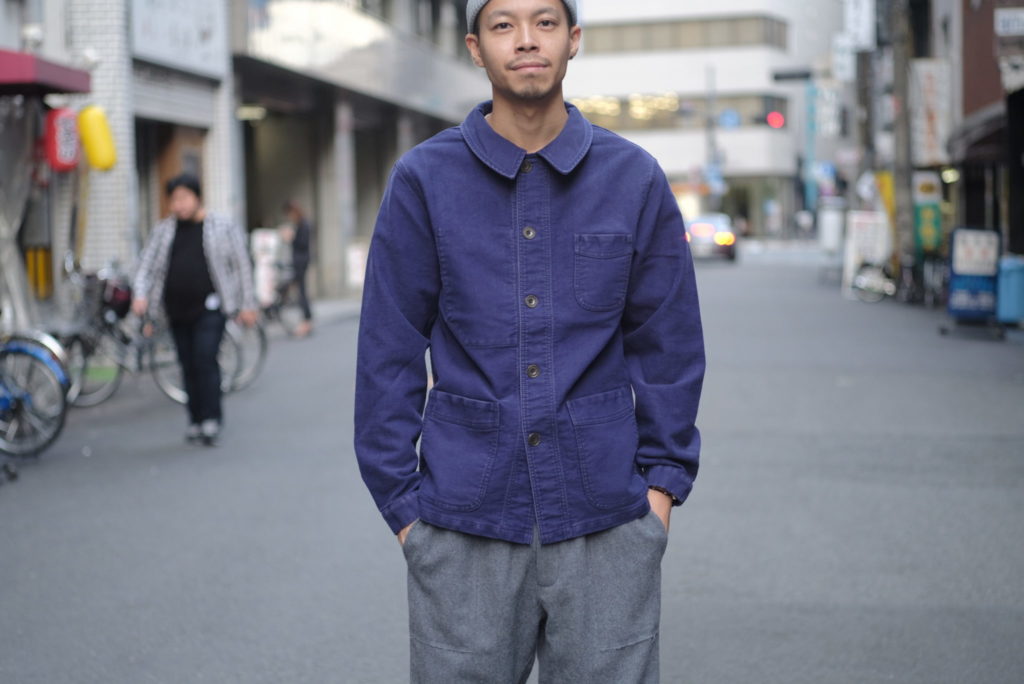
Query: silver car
[{"left": 685, "top": 213, "right": 737, "bottom": 261}]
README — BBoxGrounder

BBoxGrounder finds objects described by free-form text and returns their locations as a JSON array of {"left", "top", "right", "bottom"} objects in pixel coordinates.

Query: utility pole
[
  {"left": 705, "top": 65, "right": 724, "bottom": 212},
  {"left": 890, "top": 0, "right": 916, "bottom": 282}
]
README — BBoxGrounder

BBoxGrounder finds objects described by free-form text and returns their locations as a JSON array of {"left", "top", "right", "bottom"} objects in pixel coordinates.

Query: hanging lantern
[
  {"left": 78, "top": 105, "right": 117, "bottom": 171},
  {"left": 44, "top": 108, "right": 80, "bottom": 172}
]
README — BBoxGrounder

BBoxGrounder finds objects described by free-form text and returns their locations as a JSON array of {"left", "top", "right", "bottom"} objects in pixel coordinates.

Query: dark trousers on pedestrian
[
  {"left": 293, "top": 261, "right": 312, "bottom": 321},
  {"left": 403, "top": 511, "right": 667, "bottom": 683},
  {"left": 170, "top": 310, "right": 225, "bottom": 425}
]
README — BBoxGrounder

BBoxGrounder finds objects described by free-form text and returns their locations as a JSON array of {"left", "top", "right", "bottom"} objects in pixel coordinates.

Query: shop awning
[
  {"left": 0, "top": 49, "right": 91, "bottom": 96},
  {"left": 947, "top": 100, "right": 1006, "bottom": 163}
]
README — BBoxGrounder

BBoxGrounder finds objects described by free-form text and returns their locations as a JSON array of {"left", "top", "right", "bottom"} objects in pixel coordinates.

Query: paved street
[{"left": 2, "top": 254, "right": 1023, "bottom": 683}]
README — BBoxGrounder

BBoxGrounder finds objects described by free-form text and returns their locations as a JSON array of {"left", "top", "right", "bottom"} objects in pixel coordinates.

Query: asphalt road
[{"left": 2, "top": 254, "right": 1022, "bottom": 683}]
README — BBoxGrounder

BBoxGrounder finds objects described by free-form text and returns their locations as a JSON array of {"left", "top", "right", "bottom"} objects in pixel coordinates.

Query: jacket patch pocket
[
  {"left": 567, "top": 386, "right": 641, "bottom": 510},
  {"left": 419, "top": 389, "right": 501, "bottom": 512},
  {"left": 574, "top": 233, "right": 633, "bottom": 312}
]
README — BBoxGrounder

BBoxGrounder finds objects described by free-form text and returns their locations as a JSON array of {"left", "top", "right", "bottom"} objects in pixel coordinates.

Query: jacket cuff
[
  {"left": 380, "top": 490, "right": 421, "bottom": 534},
  {"left": 643, "top": 465, "right": 694, "bottom": 507}
]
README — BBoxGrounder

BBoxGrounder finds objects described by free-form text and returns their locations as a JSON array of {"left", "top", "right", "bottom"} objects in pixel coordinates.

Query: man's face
[
  {"left": 169, "top": 186, "right": 201, "bottom": 221},
  {"left": 466, "top": 0, "right": 581, "bottom": 103}
]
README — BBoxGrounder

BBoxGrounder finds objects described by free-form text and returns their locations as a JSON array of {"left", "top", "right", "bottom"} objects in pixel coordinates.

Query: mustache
[{"left": 508, "top": 58, "right": 551, "bottom": 69}]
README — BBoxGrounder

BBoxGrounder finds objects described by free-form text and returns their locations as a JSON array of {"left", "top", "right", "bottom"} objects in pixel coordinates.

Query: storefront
[{"left": 0, "top": 48, "right": 91, "bottom": 330}]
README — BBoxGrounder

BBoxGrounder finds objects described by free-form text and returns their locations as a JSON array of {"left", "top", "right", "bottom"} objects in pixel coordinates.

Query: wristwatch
[{"left": 648, "top": 485, "right": 680, "bottom": 504}]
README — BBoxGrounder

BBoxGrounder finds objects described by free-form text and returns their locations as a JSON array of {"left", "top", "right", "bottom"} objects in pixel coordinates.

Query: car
[{"left": 685, "top": 213, "right": 737, "bottom": 261}]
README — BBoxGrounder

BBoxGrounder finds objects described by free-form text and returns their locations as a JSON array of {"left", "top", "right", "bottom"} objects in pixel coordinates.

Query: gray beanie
[{"left": 467, "top": 0, "right": 578, "bottom": 32}]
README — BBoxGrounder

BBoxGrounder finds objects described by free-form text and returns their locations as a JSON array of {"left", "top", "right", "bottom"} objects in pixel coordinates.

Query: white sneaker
[{"left": 200, "top": 420, "right": 220, "bottom": 447}]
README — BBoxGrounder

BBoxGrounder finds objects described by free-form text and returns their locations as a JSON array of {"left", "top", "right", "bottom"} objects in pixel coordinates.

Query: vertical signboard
[
  {"left": 912, "top": 171, "right": 943, "bottom": 255},
  {"left": 910, "top": 59, "right": 952, "bottom": 167},
  {"left": 948, "top": 229, "right": 1000, "bottom": 321},
  {"left": 844, "top": 0, "right": 877, "bottom": 51}
]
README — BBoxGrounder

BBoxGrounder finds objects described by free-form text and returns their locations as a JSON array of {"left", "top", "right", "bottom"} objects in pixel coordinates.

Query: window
[
  {"left": 582, "top": 15, "right": 789, "bottom": 54},
  {"left": 570, "top": 92, "right": 789, "bottom": 132}
]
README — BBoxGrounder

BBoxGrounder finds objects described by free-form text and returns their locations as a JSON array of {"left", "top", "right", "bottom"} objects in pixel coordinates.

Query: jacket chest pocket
[
  {"left": 419, "top": 389, "right": 501, "bottom": 512},
  {"left": 573, "top": 233, "right": 633, "bottom": 312}
]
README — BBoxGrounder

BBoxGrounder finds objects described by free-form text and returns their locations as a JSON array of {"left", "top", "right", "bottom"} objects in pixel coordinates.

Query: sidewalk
[{"left": 310, "top": 297, "right": 361, "bottom": 326}]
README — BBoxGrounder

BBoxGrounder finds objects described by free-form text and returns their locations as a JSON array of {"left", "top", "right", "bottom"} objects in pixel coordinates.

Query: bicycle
[
  {"left": 60, "top": 273, "right": 244, "bottom": 407},
  {"left": 226, "top": 318, "right": 267, "bottom": 393},
  {"left": 262, "top": 262, "right": 306, "bottom": 337},
  {"left": 921, "top": 253, "right": 947, "bottom": 309},
  {"left": 1, "top": 331, "right": 71, "bottom": 458},
  {"left": 851, "top": 261, "right": 898, "bottom": 303}
]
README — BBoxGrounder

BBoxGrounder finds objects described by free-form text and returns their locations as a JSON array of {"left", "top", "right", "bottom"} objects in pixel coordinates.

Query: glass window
[
  {"left": 572, "top": 93, "right": 787, "bottom": 132},
  {"left": 734, "top": 17, "right": 761, "bottom": 45},
  {"left": 580, "top": 15, "right": 788, "bottom": 54},
  {"left": 619, "top": 24, "right": 649, "bottom": 52},
  {"left": 649, "top": 23, "right": 676, "bottom": 51},
  {"left": 676, "top": 21, "right": 703, "bottom": 49},
  {"left": 704, "top": 19, "right": 732, "bottom": 47}
]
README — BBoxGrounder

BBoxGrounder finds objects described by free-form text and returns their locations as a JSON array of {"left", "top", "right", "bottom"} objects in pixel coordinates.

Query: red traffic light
[{"left": 766, "top": 111, "right": 785, "bottom": 129}]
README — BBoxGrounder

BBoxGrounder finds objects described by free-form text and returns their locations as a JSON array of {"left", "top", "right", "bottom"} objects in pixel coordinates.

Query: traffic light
[{"left": 766, "top": 111, "right": 785, "bottom": 129}]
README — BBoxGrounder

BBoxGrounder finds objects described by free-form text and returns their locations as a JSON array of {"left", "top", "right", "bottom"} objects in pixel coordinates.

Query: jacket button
[
  {"left": 524, "top": 295, "right": 539, "bottom": 308},
  {"left": 526, "top": 364, "right": 541, "bottom": 378},
  {"left": 523, "top": 226, "right": 536, "bottom": 239},
  {"left": 520, "top": 159, "right": 533, "bottom": 173},
  {"left": 527, "top": 432, "right": 541, "bottom": 446}
]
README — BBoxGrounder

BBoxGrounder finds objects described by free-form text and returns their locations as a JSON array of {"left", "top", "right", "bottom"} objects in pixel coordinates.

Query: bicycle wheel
[
  {"left": 852, "top": 265, "right": 888, "bottom": 303},
  {"left": 226, "top": 320, "right": 267, "bottom": 392},
  {"left": 65, "top": 330, "right": 126, "bottom": 407},
  {"left": 0, "top": 343, "right": 68, "bottom": 457},
  {"left": 150, "top": 327, "right": 243, "bottom": 405}
]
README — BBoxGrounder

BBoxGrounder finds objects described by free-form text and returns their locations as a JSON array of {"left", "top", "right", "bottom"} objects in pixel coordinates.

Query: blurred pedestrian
[
  {"left": 280, "top": 200, "right": 314, "bottom": 338},
  {"left": 131, "top": 173, "right": 257, "bottom": 446},
  {"left": 354, "top": 0, "right": 705, "bottom": 681}
]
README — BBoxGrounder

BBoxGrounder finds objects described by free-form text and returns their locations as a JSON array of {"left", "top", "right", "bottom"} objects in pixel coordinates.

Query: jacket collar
[{"left": 460, "top": 100, "right": 593, "bottom": 179}]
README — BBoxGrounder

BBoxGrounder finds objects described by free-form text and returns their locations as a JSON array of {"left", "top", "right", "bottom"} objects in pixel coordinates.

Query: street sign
[{"left": 718, "top": 109, "right": 741, "bottom": 129}]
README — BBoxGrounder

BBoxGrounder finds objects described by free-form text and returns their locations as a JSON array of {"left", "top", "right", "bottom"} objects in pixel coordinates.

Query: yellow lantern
[{"left": 77, "top": 105, "right": 117, "bottom": 171}]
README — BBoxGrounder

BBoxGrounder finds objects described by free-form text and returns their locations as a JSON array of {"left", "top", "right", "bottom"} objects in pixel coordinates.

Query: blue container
[{"left": 997, "top": 255, "right": 1024, "bottom": 323}]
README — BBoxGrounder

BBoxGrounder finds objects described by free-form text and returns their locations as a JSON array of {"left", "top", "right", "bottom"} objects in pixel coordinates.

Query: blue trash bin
[{"left": 997, "top": 255, "right": 1024, "bottom": 323}]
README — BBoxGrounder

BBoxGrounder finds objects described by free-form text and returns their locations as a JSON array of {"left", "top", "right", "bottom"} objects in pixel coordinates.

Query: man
[
  {"left": 354, "top": 0, "right": 705, "bottom": 681},
  {"left": 280, "top": 200, "right": 314, "bottom": 338},
  {"left": 132, "top": 173, "right": 258, "bottom": 446}
]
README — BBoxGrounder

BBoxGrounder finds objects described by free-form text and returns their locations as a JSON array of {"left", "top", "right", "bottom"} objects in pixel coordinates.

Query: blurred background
[
  {"left": 1, "top": 0, "right": 1022, "bottom": 322},
  {"left": 2, "top": 2, "right": 1023, "bottom": 683}
]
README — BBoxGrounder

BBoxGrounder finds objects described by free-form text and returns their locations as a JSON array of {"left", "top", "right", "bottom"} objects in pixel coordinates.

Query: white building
[{"left": 565, "top": 0, "right": 848, "bottom": 235}]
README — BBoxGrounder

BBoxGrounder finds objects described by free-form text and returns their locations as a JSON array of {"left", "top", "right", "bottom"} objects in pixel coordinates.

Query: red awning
[{"left": 0, "top": 49, "right": 91, "bottom": 96}]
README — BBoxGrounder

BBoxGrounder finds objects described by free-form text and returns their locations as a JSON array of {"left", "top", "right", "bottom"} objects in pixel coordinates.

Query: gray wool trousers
[{"left": 402, "top": 511, "right": 668, "bottom": 684}]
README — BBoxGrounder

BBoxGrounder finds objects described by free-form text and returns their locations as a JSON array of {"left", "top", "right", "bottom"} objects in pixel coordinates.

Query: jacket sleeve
[
  {"left": 622, "top": 161, "right": 705, "bottom": 506},
  {"left": 227, "top": 218, "right": 257, "bottom": 312},
  {"left": 354, "top": 161, "right": 439, "bottom": 534},
  {"left": 132, "top": 220, "right": 168, "bottom": 299}
]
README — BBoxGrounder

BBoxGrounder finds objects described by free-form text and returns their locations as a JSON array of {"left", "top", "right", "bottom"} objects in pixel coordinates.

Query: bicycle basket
[{"left": 103, "top": 279, "right": 133, "bottom": 319}]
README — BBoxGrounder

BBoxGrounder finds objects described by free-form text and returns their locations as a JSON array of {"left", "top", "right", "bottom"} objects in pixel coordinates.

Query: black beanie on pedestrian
[{"left": 166, "top": 173, "right": 203, "bottom": 199}]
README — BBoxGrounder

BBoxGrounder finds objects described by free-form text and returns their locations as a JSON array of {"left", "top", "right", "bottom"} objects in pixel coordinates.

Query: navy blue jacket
[{"left": 354, "top": 102, "right": 705, "bottom": 544}]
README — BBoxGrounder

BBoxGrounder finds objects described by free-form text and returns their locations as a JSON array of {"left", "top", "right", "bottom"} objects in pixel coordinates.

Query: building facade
[
  {"left": 565, "top": 0, "right": 848, "bottom": 236},
  {"left": 3, "top": 0, "right": 489, "bottom": 327}
]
